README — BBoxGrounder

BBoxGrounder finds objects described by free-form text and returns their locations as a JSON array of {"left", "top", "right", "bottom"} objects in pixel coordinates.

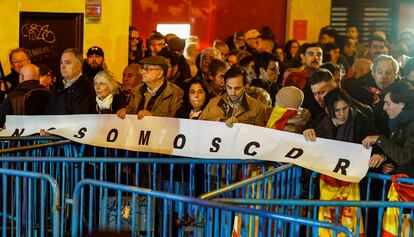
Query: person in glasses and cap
[{"left": 117, "top": 56, "right": 183, "bottom": 119}]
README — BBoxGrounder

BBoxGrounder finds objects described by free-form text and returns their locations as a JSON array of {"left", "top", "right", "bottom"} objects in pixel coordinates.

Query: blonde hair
[{"left": 94, "top": 70, "right": 119, "bottom": 95}]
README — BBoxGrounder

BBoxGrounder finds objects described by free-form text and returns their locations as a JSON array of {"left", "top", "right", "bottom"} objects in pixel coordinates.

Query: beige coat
[
  {"left": 127, "top": 80, "right": 183, "bottom": 117},
  {"left": 199, "top": 93, "right": 268, "bottom": 126}
]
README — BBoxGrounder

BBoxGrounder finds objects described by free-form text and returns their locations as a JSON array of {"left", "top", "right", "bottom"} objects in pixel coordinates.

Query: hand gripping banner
[{"left": 0, "top": 115, "right": 372, "bottom": 182}]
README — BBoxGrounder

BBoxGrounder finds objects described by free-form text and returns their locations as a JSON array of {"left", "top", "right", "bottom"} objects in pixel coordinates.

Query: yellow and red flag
[
  {"left": 266, "top": 107, "right": 298, "bottom": 130},
  {"left": 381, "top": 174, "right": 413, "bottom": 237},
  {"left": 318, "top": 175, "right": 365, "bottom": 237}
]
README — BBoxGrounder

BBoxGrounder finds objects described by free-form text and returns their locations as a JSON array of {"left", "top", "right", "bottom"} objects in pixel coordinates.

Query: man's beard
[{"left": 84, "top": 64, "right": 104, "bottom": 78}]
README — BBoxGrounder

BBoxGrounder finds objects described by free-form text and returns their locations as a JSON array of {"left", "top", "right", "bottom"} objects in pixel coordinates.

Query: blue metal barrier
[
  {"left": 208, "top": 172, "right": 414, "bottom": 237},
  {"left": 200, "top": 164, "right": 304, "bottom": 236},
  {"left": 0, "top": 156, "right": 270, "bottom": 236},
  {"left": 71, "top": 179, "right": 354, "bottom": 237},
  {"left": 0, "top": 168, "right": 60, "bottom": 237}
]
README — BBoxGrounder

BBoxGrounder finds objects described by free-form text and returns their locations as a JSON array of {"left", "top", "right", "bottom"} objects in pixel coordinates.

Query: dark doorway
[{"left": 19, "top": 12, "right": 83, "bottom": 80}]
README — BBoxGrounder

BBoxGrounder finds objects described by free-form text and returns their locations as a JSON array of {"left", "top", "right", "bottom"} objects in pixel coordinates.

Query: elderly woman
[
  {"left": 94, "top": 70, "right": 120, "bottom": 114},
  {"left": 363, "top": 81, "right": 414, "bottom": 176}
]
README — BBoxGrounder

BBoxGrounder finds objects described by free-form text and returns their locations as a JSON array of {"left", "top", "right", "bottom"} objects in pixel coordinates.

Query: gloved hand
[{"left": 225, "top": 116, "right": 238, "bottom": 127}]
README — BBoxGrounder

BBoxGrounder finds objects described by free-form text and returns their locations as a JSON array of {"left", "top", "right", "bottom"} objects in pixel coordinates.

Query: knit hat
[{"left": 275, "top": 86, "right": 304, "bottom": 109}]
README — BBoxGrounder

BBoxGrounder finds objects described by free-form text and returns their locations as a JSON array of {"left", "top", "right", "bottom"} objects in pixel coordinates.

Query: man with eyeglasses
[
  {"left": 251, "top": 52, "right": 280, "bottom": 106},
  {"left": 1, "top": 48, "right": 30, "bottom": 104},
  {"left": 117, "top": 56, "right": 183, "bottom": 119},
  {"left": 129, "top": 26, "right": 144, "bottom": 64},
  {"left": 197, "top": 47, "right": 222, "bottom": 81},
  {"left": 145, "top": 33, "right": 167, "bottom": 58}
]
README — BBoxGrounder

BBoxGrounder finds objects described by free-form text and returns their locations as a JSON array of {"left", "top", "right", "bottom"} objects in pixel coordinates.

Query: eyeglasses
[
  {"left": 130, "top": 37, "right": 140, "bottom": 41},
  {"left": 151, "top": 43, "right": 165, "bottom": 47},
  {"left": 12, "top": 58, "right": 29, "bottom": 65},
  {"left": 267, "top": 67, "right": 279, "bottom": 72},
  {"left": 143, "top": 66, "right": 161, "bottom": 72}
]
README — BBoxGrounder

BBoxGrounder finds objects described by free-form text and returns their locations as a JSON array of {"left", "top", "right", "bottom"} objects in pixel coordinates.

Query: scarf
[
  {"left": 389, "top": 109, "right": 414, "bottom": 134},
  {"left": 189, "top": 110, "right": 203, "bottom": 119},
  {"left": 96, "top": 94, "right": 113, "bottom": 110}
]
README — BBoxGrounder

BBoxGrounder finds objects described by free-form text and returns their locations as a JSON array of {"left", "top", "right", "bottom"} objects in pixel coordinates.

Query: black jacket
[
  {"left": 0, "top": 80, "right": 47, "bottom": 127},
  {"left": 377, "top": 119, "right": 414, "bottom": 177},
  {"left": 45, "top": 75, "right": 96, "bottom": 115}
]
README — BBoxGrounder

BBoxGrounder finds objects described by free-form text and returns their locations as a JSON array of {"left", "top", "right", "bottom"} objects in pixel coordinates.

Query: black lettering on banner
[
  {"left": 244, "top": 141, "right": 260, "bottom": 156},
  {"left": 73, "top": 127, "right": 87, "bottom": 139},
  {"left": 106, "top": 129, "right": 118, "bottom": 142},
  {"left": 333, "top": 158, "right": 350, "bottom": 175},
  {"left": 139, "top": 130, "right": 151, "bottom": 146},
  {"left": 285, "top": 148, "right": 304, "bottom": 159},
  {"left": 11, "top": 129, "right": 25, "bottom": 137},
  {"left": 210, "top": 137, "right": 221, "bottom": 152},
  {"left": 173, "top": 134, "right": 186, "bottom": 149}
]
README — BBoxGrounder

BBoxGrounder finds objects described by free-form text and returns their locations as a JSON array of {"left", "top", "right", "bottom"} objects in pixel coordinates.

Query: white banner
[{"left": 0, "top": 115, "right": 372, "bottom": 182}]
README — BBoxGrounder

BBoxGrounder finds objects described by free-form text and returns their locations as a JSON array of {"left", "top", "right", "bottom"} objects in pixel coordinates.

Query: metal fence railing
[
  {"left": 0, "top": 168, "right": 60, "bottom": 237},
  {"left": 71, "top": 179, "right": 354, "bottom": 237}
]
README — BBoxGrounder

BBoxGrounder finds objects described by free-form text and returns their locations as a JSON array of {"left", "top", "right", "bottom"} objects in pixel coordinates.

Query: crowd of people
[
  {"left": 0, "top": 24, "right": 414, "bottom": 235},
  {"left": 1, "top": 25, "right": 414, "bottom": 177}
]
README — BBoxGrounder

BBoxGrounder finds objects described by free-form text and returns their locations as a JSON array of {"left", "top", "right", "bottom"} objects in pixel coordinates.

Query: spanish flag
[
  {"left": 381, "top": 174, "right": 413, "bottom": 237},
  {"left": 318, "top": 175, "right": 365, "bottom": 237},
  {"left": 266, "top": 107, "right": 298, "bottom": 130}
]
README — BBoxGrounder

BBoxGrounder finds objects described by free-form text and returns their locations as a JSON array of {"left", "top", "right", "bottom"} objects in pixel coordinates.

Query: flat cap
[{"left": 140, "top": 56, "right": 169, "bottom": 70}]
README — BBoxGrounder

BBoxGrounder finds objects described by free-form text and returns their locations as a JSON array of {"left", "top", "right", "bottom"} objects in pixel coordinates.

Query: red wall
[{"left": 132, "top": 0, "right": 286, "bottom": 49}]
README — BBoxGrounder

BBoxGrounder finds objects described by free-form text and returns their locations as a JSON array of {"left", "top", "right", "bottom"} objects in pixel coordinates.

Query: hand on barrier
[
  {"left": 137, "top": 109, "right": 152, "bottom": 119},
  {"left": 303, "top": 128, "right": 316, "bottom": 142},
  {"left": 116, "top": 108, "right": 128, "bottom": 119},
  {"left": 368, "top": 153, "right": 386, "bottom": 168},
  {"left": 362, "top": 135, "right": 380, "bottom": 149},
  {"left": 39, "top": 129, "right": 50, "bottom": 136},
  {"left": 225, "top": 116, "right": 238, "bottom": 127}
]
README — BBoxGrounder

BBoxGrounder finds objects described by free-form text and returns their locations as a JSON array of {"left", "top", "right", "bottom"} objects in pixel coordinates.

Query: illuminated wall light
[{"left": 156, "top": 24, "right": 191, "bottom": 39}]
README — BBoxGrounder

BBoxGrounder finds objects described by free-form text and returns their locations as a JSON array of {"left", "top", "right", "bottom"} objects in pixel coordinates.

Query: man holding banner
[
  {"left": 199, "top": 66, "right": 268, "bottom": 127},
  {"left": 117, "top": 56, "right": 183, "bottom": 119}
]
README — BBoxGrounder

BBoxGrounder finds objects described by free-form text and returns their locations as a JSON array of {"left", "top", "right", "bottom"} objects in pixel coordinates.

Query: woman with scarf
[
  {"left": 303, "top": 88, "right": 377, "bottom": 236},
  {"left": 94, "top": 70, "right": 121, "bottom": 114},
  {"left": 363, "top": 81, "right": 414, "bottom": 176}
]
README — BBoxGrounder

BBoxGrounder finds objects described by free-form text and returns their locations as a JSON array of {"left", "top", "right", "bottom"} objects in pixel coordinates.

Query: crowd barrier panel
[
  {"left": 206, "top": 171, "right": 414, "bottom": 237},
  {"left": 200, "top": 163, "right": 305, "bottom": 236},
  {"left": 0, "top": 168, "right": 60, "bottom": 237},
  {"left": 308, "top": 171, "right": 414, "bottom": 237},
  {"left": 70, "top": 179, "right": 354, "bottom": 237},
  {"left": 0, "top": 136, "right": 303, "bottom": 236}
]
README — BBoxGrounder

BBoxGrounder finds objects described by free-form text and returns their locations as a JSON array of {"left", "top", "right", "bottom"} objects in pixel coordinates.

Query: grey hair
[
  {"left": 371, "top": 54, "right": 399, "bottom": 74},
  {"left": 200, "top": 47, "right": 222, "bottom": 60},
  {"left": 94, "top": 70, "right": 119, "bottom": 95},
  {"left": 184, "top": 42, "right": 200, "bottom": 58},
  {"left": 62, "top": 48, "right": 83, "bottom": 64}
]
